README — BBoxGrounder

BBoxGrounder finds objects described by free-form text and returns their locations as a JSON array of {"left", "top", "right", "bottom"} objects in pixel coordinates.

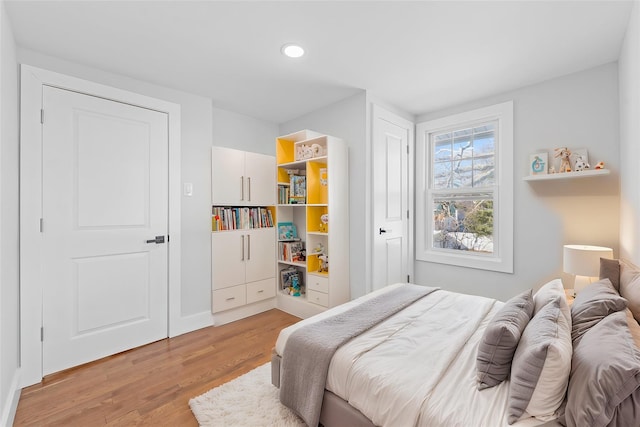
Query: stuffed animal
[
  {"left": 573, "top": 155, "right": 590, "bottom": 172},
  {"left": 554, "top": 147, "right": 572, "bottom": 173}
]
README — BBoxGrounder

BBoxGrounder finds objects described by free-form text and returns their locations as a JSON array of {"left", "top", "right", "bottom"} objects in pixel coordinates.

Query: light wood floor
[{"left": 14, "top": 309, "right": 300, "bottom": 426}]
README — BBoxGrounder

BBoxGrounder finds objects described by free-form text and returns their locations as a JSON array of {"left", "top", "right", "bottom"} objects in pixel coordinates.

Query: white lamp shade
[{"left": 563, "top": 244, "right": 613, "bottom": 278}]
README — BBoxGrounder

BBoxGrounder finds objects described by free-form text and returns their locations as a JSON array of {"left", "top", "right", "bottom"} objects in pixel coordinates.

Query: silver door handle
[
  {"left": 247, "top": 234, "right": 251, "bottom": 260},
  {"left": 241, "top": 176, "right": 245, "bottom": 201},
  {"left": 248, "top": 177, "right": 251, "bottom": 201},
  {"left": 241, "top": 235, "right": 245, "bottom": 260}
]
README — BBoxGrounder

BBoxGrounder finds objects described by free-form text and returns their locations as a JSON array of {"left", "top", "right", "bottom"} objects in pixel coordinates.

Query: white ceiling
[{"left": 5, "top": 1, "right": 634, "bottom": 123}]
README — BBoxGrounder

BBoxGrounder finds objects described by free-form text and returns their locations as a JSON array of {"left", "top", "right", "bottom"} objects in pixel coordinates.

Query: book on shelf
[
  {"left": 278, "top": 184, "right": 290, "bottom": 205},
  {"left": 279, "top": 240, "right": 305, "bottom": 263},
  {"left": 212, "top": 206, "right": 274, "bottom": 231},
  {"left": 289, "top": 175, "right": 306, "bottom": 204}
]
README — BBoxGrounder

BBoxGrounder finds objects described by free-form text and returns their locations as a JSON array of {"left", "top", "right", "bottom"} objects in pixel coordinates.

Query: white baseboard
[
  {"left": 1, "top": 368, "right": 21, "bottom": 427},
  {"left": 169, "top": 310, "right": 214, "bottom": 338}
]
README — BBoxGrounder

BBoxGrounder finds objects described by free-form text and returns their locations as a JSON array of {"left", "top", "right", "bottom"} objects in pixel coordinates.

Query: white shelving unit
[
  {"left": 275, "top": 130, "right": 350, "bottom": 319},
  {"left": 523, "top": 169, "right": 610, "bottom": 181}
]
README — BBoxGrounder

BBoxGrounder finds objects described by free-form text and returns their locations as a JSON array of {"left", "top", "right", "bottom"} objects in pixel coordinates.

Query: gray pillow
[
  {"left": 564, "top": 311, "right": 640, "bottom": 427},
  {"left": 570, "top": 278, "right": 627, "bottom": 345},
  {"left": 600, "top": 257, "right": 620, "bottom": 292},
  {"left": 476, "top": 289, "right": 534, "bottom": 390},
  {"left": 508, "top": 297, "right": 572, "bottom": 424}
]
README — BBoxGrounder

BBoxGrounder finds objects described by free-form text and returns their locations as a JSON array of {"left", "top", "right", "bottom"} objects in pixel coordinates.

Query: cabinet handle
[
  {"left": 247, "top": 234, "right": 251, "bottom": 260},
  {"left": 241, "top": 235, "right": 245, "bottom": 261},
  {"left": 241, "top": 176, "right": 245, "bottom": 201},
  {"left": 257, "top": 289, "right": 264, "bottom": 293},
  {"left": 248, "top": 177, "right": 251, "bottom": 201},
  {"left": 226, "top": 297, "right": 236, "bottom": 301}
]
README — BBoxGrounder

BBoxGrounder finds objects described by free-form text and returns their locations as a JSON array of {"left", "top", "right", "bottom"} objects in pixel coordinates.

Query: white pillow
[{"left": 533, "top": 278, "right": 570, "bottom": 325}]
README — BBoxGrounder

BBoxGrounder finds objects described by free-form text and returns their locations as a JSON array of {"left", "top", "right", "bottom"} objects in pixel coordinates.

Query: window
[{"left": 416, "top": 102, "right": 513, "bottom": 273}]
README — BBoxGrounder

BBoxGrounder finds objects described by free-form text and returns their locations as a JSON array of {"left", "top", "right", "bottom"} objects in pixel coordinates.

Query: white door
[
  {"left": 41, "top": 86, "right": 169, "bottom": 375},
  {"left": 372, "top": 105, "right": 413, "bottom": 291},
  {"left": 245, "top": 152, "right": 276, "bottom": 206},
  {"left": 211, "top": 146, "right": 245, "bottom": 204}
]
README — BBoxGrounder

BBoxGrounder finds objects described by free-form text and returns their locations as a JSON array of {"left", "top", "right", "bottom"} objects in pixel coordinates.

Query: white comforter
[{"left": 276, "top": 284, "right": 554, "bottom": 427}]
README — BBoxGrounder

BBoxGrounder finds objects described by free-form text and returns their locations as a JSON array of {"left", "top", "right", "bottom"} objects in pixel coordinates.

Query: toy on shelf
[
  {"left": 573, "top": 155, "right": 590, "bottom": 171},
  {"left": 318, "top": 213, "right": 329, "bottom": 233},
  {"left": 554, "top": 147, "right": 572, "bottom": 173},
  {"left": 318, "top": 254, "right": 329, "bottom": 273},
  {"left": 595, "top": 161, "right": 605, "bottom": 170}
]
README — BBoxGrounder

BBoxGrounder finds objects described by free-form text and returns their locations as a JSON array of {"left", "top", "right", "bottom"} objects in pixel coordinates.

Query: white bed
[
  {"left": 274, "top": 284, "right": 556, "bottom": 427},
  {"left": 274, "top": 263, "right": 640, "bottom": 427}
]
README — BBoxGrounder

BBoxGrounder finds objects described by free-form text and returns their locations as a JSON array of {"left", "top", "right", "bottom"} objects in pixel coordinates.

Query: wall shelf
[{"left": 523, "top": 169, "right": 610, "bottom": 182}]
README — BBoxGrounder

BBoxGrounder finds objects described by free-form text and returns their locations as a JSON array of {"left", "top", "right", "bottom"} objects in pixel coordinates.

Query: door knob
[{"left": 146, "top": 235, "right": 165, "bottom": 244}]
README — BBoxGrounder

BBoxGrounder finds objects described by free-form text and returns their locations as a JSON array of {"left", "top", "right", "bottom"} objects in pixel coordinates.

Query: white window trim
[{"left": 416, "top": 101, "right": 513, "bottom": 273}]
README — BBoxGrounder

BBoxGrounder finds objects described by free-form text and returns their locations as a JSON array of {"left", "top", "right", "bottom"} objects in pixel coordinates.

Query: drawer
[
  {"left": 246, "top": 278, "right": 276, "bottom": 304},
  {"left": 212, "top": 285, "right": 246, "bottom": 313},
  {"left": 307, "top": 275, "right": 328, "bottom": 293},
  {"left": 307, "top": 289, "right": 328, "bottom": 307}
]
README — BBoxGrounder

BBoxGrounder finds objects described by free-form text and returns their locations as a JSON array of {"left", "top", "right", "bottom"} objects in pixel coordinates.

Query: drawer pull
[
  {"left": 257, "top": 290, "right": 264, "bottom": 293},
  {"left": 226, "top": 297, "right": 236, "bottom": 301}
]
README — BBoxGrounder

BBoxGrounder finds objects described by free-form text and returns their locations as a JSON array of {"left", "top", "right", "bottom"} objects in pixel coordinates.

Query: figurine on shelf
[
  {"left": 573, "top": 155, "right": 590, "bottom": 172},
  {"left": 554, "top": 147, "right": 572, "bottom": 173},
  {"left": 318, "top": 213, "right": 329, "bottom": 233},
  {"left": 595, "top": 161, "right": 605, "bottom": 170},
  {"left": 549, "top": 166, "right": 556, "bottom": 174},
  {"left": 318, "top": 254, "right": 329, "bottom": 273}
]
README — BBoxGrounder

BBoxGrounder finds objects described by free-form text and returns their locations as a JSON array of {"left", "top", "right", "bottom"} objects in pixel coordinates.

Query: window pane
[
  {"left": 453, "top": 134, "right": 473, "bottom": 159},
  {"left": 434, "top": 136, "right": 452, "bottom": 161},
  {"left": 473, "top": 133, "right": 495, "bottom": 155},
  {"left": 473, "top": 156, "right": 495, "bottom": 187},
  {"left": 452, "top": 159, "right": 472, "bottom": 188},
  {"left": 432, "top": 198, "right": 494, "bottom": 253},
  {"left": 433, "top": 161, "right": 452, "bottom": 189}
]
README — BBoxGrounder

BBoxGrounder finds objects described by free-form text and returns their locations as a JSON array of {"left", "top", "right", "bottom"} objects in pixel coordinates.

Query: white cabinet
[
  {"left": 212, "top": 146, "right": 275, "bottom": 206},
  {"left": 275, "top": 130, "right": 350, "bottom": 319},
  {"left": 211, "top": 147, "right": 277, "bottom": 320}
]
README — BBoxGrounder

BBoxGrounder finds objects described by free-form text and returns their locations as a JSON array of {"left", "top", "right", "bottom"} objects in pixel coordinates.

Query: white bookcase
[
  {"left": 275, "top": 130, "right": 350, "bottom": 319},
  {"left": 211, "top": 146, "right": 277, "bottom": 324}
]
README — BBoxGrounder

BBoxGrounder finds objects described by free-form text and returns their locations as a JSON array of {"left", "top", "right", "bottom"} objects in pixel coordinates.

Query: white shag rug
[{"left": 189, "top": 363, "right": 306, "bottom": 427}]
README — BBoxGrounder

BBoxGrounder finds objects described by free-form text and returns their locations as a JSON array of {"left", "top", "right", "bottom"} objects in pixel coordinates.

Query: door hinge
[
  {"left": 407, "top": 210, "right": 409, "bottom": 219},
  {"left": 40, "top": 109, "right": 44, "bottom": 124},
  {"left": 406, "top": 144, "right": 409, "bottom": 154},
  {"left": 407, "top": 275, "right": 410, "bottom": 283},
  {"left": 40, "top": 327, "right": 44, "bottom": 342},
  {"left": 167, "top": 234, "right": 170, "bottom": 242},
  {"left": 39, "top": 218, "right": 44, "bottom": 232}
]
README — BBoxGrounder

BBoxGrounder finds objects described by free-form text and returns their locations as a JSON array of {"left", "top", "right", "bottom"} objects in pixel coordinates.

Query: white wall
[
  {"left": 0, "top": 1, "right": 21, "bottom": 424},
  {"left": 415, "top": 63, "right": 620, "bottom": 301},
  {"left": 212, "top": 107, "right": 278, "bottom": 155},
  {"left": 619, "top": 1, "right": 640, "bottom": 265},
  {"left": 280, "top": 91, "right": 369, "bottom": 298}
]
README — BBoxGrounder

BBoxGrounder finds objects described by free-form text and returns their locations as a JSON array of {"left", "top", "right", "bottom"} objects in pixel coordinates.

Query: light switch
[{"left": 184, "top": 183, "right": 193, "bottom": 196}]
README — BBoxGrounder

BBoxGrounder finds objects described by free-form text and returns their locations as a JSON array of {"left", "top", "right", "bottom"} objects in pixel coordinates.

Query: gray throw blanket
[{"left": 280, "top": 284, "right": 439, "bottom": 427}]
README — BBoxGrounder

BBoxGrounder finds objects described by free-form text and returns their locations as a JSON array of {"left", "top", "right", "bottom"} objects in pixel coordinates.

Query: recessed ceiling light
[{"left": 281, "top": 44, "right": 305, "bottom": 58}]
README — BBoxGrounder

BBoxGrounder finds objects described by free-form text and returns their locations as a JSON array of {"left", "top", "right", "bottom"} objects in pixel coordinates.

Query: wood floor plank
[{"left": 14, "top": 309, "right": 300, "bottom": 426}]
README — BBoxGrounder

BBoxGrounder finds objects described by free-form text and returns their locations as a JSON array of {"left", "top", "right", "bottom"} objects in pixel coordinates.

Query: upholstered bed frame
[{"left": 272, "top": 350, "right": 375, "bottom": 427}]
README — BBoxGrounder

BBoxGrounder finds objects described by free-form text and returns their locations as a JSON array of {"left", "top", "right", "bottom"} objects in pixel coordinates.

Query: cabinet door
[
  {"left": 245, "top": 228, "right": 275, "bottom": 283},
  {"left": 212, "top": 146, "right": 245, "bottom": 204},
  {"left": 211, "top": 231, "right": 246, "bottom": 289},
  {"left": 245, "top": 151, "right": 276, "bottom": 206}
]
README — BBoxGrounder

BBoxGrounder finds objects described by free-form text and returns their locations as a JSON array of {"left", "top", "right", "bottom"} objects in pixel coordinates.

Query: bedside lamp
[{"left": 563, "top": 245, "right": 613, "bottom": 295}]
